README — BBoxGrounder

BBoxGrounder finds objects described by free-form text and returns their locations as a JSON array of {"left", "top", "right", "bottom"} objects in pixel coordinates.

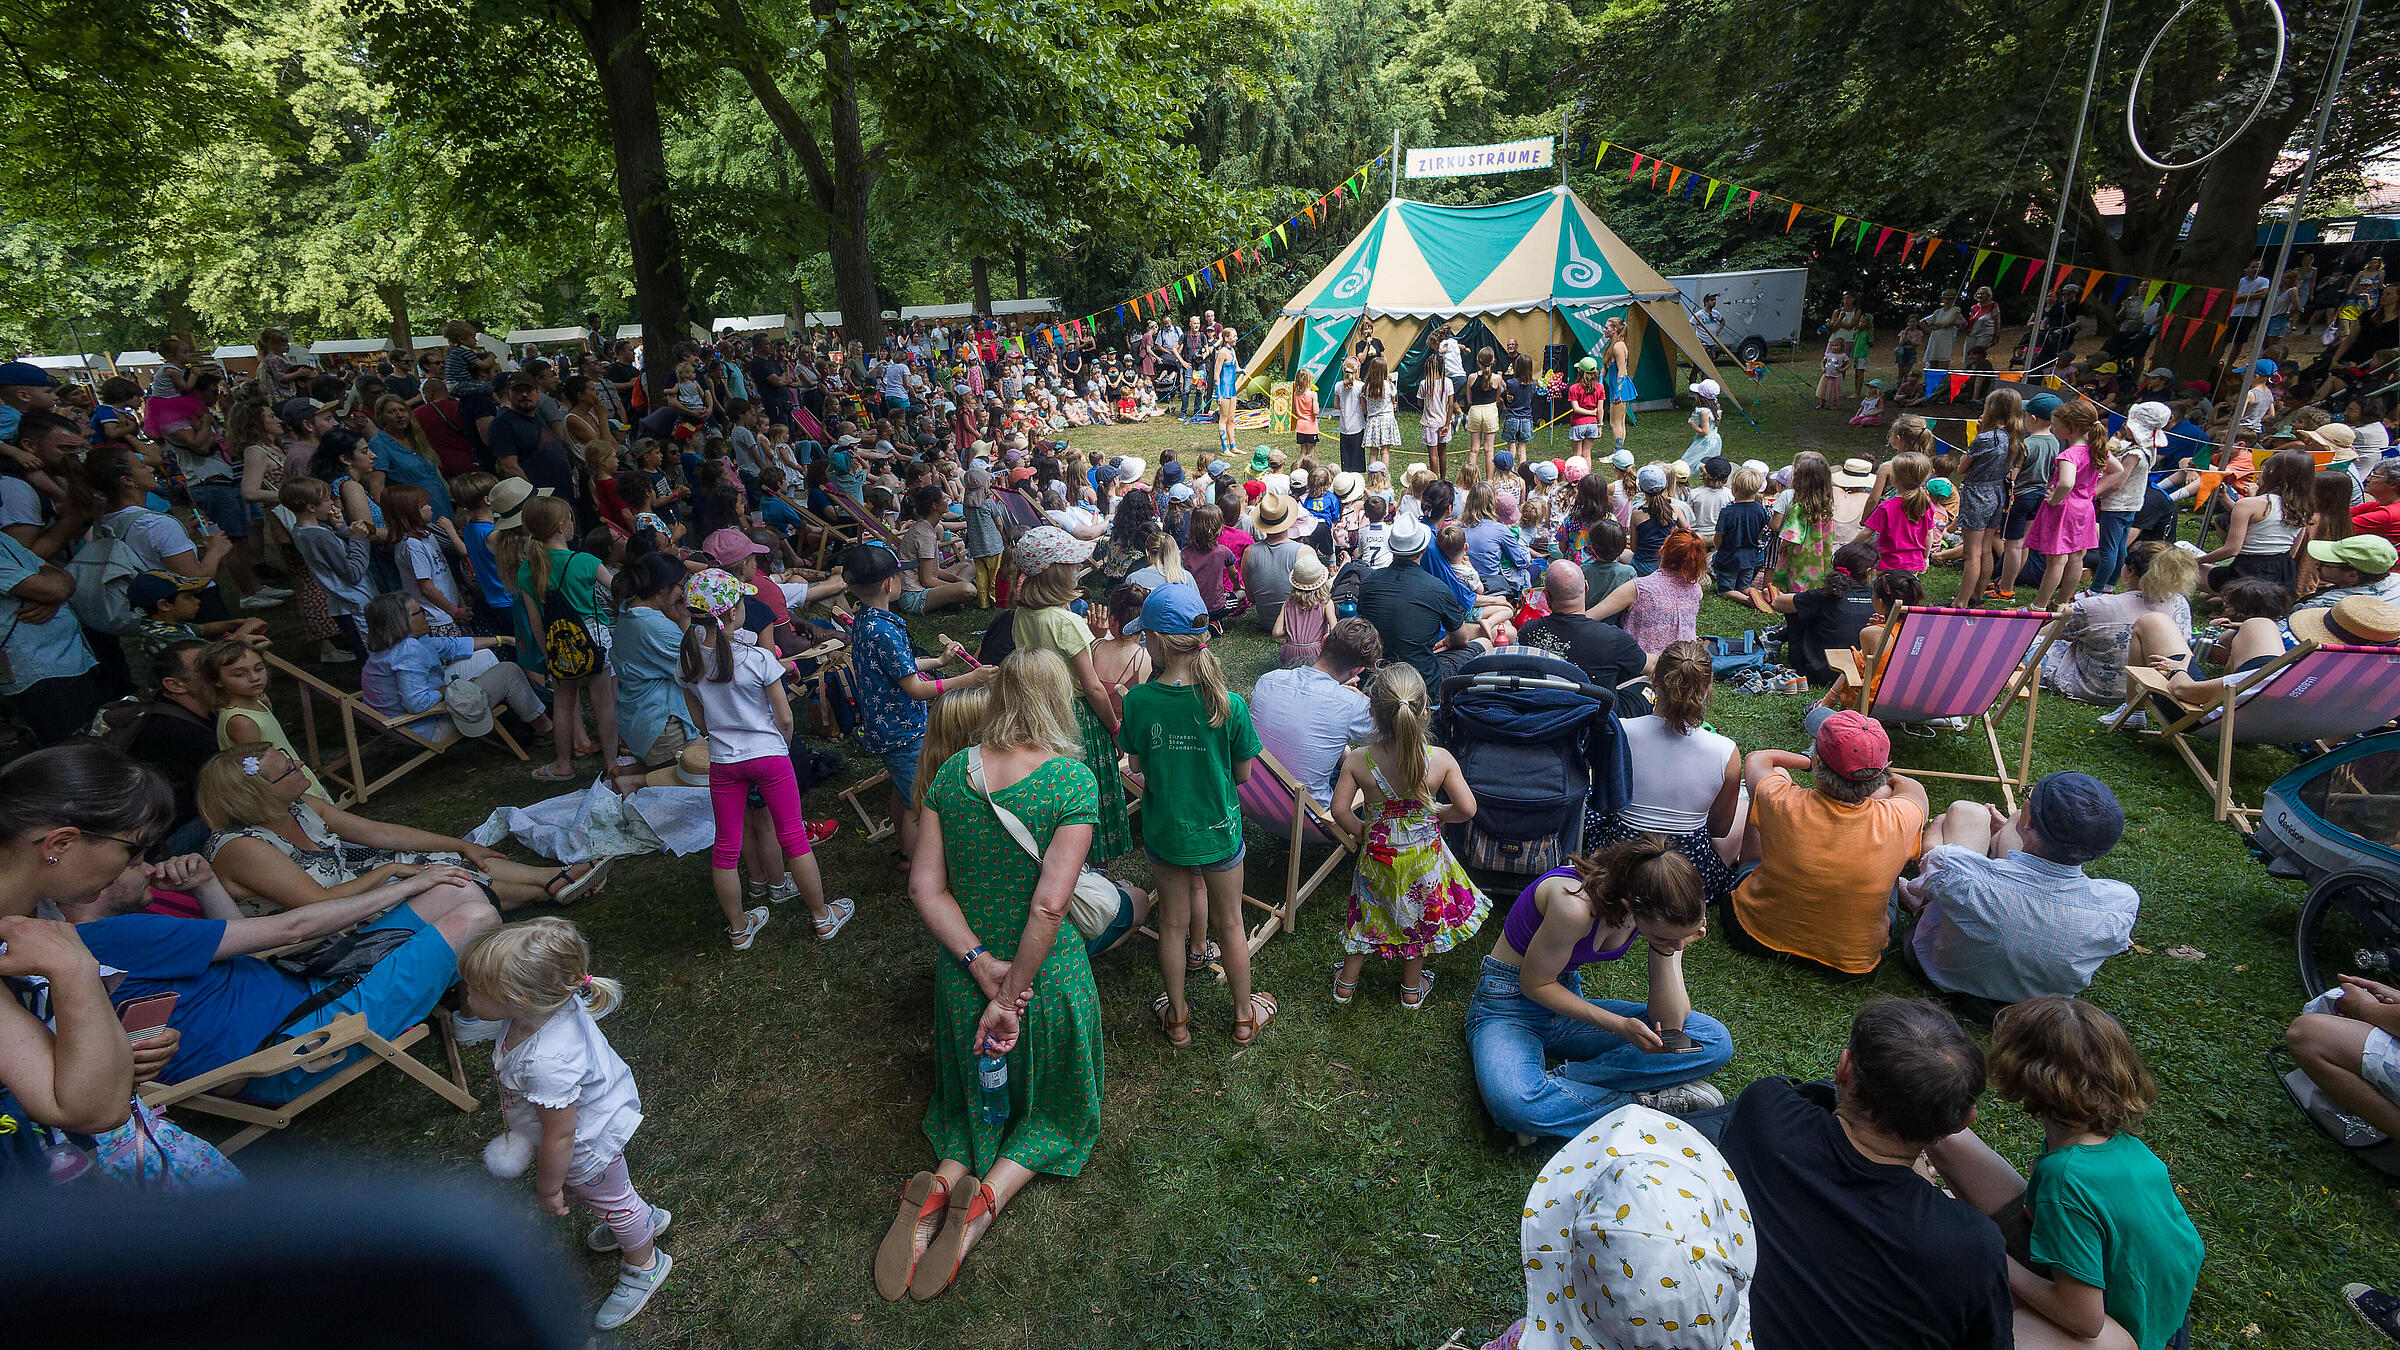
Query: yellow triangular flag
[{"left": 1831, "top": 214, "right": 1848, "bottom": 243}]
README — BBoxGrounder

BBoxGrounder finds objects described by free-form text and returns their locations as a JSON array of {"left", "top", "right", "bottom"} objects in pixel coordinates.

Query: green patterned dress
[{"left": 920, "top": 751, "right": 1106, "bottom": 1177}]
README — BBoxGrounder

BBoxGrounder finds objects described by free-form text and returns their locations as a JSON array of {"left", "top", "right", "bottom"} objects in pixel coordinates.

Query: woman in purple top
[{"left": 1461, "top": 836, "right": 1731, "bottom": 1141}]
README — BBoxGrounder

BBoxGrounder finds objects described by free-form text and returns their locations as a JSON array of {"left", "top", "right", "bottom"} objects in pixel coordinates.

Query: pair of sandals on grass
[{"left": 1153, "top": 938, "right": 1280, "bottom": 1047}]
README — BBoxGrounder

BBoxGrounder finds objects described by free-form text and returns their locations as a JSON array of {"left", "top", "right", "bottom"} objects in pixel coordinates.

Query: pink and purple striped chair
[
  {"left": 1231, "top": 748, "right": 1359, "bottom": 954},
  {"left": 2118, "top": 642, "right": 2400, "bottom": 823},
  {"left": 1825, "top": 605, "right": 2064, "bottom": 814}
]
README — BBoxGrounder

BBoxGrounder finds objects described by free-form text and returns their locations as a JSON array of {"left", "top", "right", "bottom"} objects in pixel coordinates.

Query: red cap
[{"left": 1812, "top": 710, "right": 1890, "bottom": 781}]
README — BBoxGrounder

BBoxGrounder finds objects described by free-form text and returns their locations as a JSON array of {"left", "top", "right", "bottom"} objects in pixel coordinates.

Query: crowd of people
[{"left": 1, "top": 259, "right": 2396, "bottom": 1343}]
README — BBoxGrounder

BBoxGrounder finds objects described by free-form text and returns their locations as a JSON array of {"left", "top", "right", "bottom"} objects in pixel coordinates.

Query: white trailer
[{"left": 1665, "top": 267, "right": 1808, "bottom": 365}]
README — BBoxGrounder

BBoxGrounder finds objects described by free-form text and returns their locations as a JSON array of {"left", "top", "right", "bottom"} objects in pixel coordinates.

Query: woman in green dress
[
  {"left": 1006, "top": 526, "right": 1130, "bottom": 862},
  {"left": 875, "top": 647, "right": 1106, "bottom": 1302}
]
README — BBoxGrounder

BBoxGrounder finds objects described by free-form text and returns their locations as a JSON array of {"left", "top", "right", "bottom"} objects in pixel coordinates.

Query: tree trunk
[
  {"left": 2177, "top": 97, "right": 2313, "bottom": 284},
  {"left": 376, "top": 282, "right": 411, "bottom": 353},
  {"left": 971, "top": 255, "right": 991, "bottom": 315},
  {"left": 566, "top": 0, "right": 687, "bottom": 409},
  {"left": 1014, "top": 244, "right": 1027, "bottom": 299}
]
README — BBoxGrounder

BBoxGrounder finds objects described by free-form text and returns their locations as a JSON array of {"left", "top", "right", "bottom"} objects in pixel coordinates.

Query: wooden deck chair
[
  {"left": 267, "top": 654, "right": 527, "bottom": 807},
  {"left": 827, "top": 491, "right": 901, "bottom": 550},
  {"left": 1232, "top": 748, "right": 1359, "bottom": 954},
  {"left": 2114, "top": 641, "right": 2400, "bottom": 824},
  {"left": 1824, "top": 604, "right": 2063, "bottom": 814},
  {"left": 140, "top": 1012, "right": 476, "bottom": 1154}
]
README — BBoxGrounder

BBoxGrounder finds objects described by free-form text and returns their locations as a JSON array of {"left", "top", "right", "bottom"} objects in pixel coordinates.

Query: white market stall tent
[{"left": 22, "top": 354, "right": 108, "bottom": 383}]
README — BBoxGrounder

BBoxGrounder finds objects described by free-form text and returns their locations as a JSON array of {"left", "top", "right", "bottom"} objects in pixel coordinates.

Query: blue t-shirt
[
  {"left": 0, "top": 531, "right": 95, "bottom": 696},
  {"left": 1714, "top": 499, "right": 1769, "bottom": 555},
  {"left": 370, "top": 432, "right": 455, "bottom": 522},
  {"left": 360, "top": 633, "right": 474, "bottom": 717},
  {"left": 464, "top": 520, "right": 511, "bottom": 610},
  {"left": 763, "top": 496, "right": 806, "bottom": 540},
  {"left": 1302, "top": 491, "right": 1341, "bottom": 527},
  {"left": 611, "top": 604, "right": 688, "bottom": 755},
  {"left": 77, "top": 915, "right": 310, "bottom": 1085},
  {"left": 850, "top": 605, "right": 926, "bottom": 755}
]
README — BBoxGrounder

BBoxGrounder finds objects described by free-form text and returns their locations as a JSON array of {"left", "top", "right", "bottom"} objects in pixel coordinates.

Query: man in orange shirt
[{"left": 1722, "top": 711, "right": 1928, "bottom": 976}]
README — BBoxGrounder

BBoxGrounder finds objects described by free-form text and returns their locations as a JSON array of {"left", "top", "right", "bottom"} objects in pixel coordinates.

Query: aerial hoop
[{"left": 2125, "top": 0, "right": 2288, "bottom": 171}]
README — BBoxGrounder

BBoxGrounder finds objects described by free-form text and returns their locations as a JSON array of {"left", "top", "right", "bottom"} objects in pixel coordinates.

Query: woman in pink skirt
[{"left": 2025, "top": 397, "right": 2107, "bottom": 611}]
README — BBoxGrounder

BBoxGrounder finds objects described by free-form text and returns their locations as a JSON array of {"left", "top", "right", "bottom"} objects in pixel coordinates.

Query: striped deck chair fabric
[
  {"left": 2122, "top": 642, "right": 2400, "bottom": 823},
  {"left": 1837, "top": 605, "right": 2062, "bottom": 813}
]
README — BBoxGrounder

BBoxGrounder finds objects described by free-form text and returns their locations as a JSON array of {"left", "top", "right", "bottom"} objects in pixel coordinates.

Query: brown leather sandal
[
  {"left": 873, "top": 1171, "right": 947, "bottom": 1301},
  {"left": 1152, "top": 993, "right": 1192, "bottom": 1049},
  {"left": 1232, "top": 991, "right": 1279, "bottom": 1045}
]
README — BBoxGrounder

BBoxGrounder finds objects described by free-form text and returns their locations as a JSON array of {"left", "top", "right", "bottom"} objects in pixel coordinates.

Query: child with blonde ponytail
[
  {"left": 1118, "top": 582, "right": 1276, "bottom": 1048},
  {"left": 461, "top": 918, "right": 673, "bottom": 1331},
  {"left": 1328, "top": 662, "right": 1486, "bottom": 1008}
]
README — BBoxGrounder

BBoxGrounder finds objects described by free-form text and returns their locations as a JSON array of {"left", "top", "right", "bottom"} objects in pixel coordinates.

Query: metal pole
[
  {"left": 1389, "top": 126, "right": 1401, "bottom": 199},
  {"left": 2231, "top": 0, "right": 2363, "bottom": 428},
  {"left": 2033, "top": 0, "right": 2112, "bottom": 374}
]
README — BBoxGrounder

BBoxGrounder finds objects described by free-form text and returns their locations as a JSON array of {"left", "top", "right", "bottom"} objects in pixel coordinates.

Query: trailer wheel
[{"left": 1736, "top": 336, "right": 1768, "bottom": 365}]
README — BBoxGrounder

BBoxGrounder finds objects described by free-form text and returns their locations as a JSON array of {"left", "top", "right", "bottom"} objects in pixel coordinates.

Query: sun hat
[
  {"left": 1513, "top": 1105, "right": 1754, "bottom": 1350},
  {"left": 2124, "top": 401, "right": 2175, "bottom": 449},
  {"left": 1247, "top": 446, "right": 1272, "bottom": 473},
  {"left": 1832, "top": 457, "right": 1876, "bottom": 487},
  {"left": 1636, "top": 464, "right": 1669, "bottom": 493},
  {"left": 1138, "top": 582, "right": 1211, "bottom": 637},
  {"left": 685, "top": 567, "right": 755, "bottom": 617},
  {"left": 2297, "top": 422, "right": 2360, "bottom": 461},
  {"left": 1254, "top": 493, "right": 1297, "bottom": 532},
  {"left": 702, "top": 527, "right": 767, "bottom": 566},
  {"left": 645, "top": 741, "right": 714, "bottom": 789},
  {"left": 2306, "top": 534, "right": 2397, "bottom": 575},
  {"left": 1387, "top": 514, "right": 1433, "bottom": 556},
  {"left": 1011, "top": 524, "right": 1096, "bottom": 571},
  {"left": 1290, "top": 550, "right": 1328, "bottom": 592},
  {"left": 1333, "top": 471, "right": 1364, "bottom": 504},
  {"left": 1531, "top": 461, "right": 1558, "bottom": 484},
  {"left": 969, "top": 439, "right": 993, "bottom": 458},
  {"left": 1665, "top": 460, "right": 1690, "bottom": 483},
  {"left": 441, "top": 674, "right": 495, "bottom": 738},
  {"left": 1606, "top": 449, "right": 1634, "bottom": 471},
  {"left": 0, "top": 361, "right": 56, "bottom": 388},
  {"left": 1813, "top": 709, "right": 1891, "bottom": 781},
  {"left": 2291, "top": 595, "right": 2400, "bottom": 647},
  {"left": 2026, "top": 771, "right": 2125, "bottom": 865},
  {"left": 1117, "top": 456, "right": 1145, "bottom": 483},
  {"left": 1690, "top": 378, "right": 1722, "bottom": 400},
  {"left": 1742, "top": 458, "right": 1770, "bottom": 477},
  {"left": 1769, "top": 465, "right": 1793, "bottom": 490},
  {"left": 1495, "top": 494, "right": 1521, "bottom": 525},
  {"left": 127, "top": 569, "right": 210, "bottom": 612},
  {"left": 487, "top": 477, "right": 552, "bottom": 528},
  {"left": 2023, "top": 392, "right": 2062, "bottom": 418}
]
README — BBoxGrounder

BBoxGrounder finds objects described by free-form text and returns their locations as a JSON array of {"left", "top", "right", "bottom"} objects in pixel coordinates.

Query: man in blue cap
[
  {"left": 1900, "top": 771, "right": 2138, "bottom": 1018},
  {"left": 0, "top": 360, "right": 59, "bottom": 444}
]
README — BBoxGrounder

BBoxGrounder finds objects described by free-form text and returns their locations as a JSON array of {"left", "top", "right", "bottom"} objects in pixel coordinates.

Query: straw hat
[
  {"left": 1833, "top": 457, "right": 1876, "bottom": 488},
  {"left": 1254, "top": 493, "right": 1297, "bottom": 532},
  {"left": 643, "top": 742, "right": 713, "bottom": 788},
  {"left": 2290, "top": 595, "right": 2400, "bottom": 647},
  {"left": 1290, "top": 550, "right": 1328, "bottom": 592},
  {"left": 1333, "top": 471, "right": 1364, "bottom": 504}
]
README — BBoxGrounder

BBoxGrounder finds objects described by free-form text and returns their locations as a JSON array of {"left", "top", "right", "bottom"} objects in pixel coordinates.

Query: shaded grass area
[{"left": 223, "top": 366, "right": 2396, "bottom": 1347}]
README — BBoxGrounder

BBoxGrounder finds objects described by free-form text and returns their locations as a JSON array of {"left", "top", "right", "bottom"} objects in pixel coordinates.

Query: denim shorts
[
  {"left": 880, "top": 746, "right": 920, "bottom": 801},
  {"left": 1083, "top": 881, "right": 1139, "bottom": 957},
  {"left": 191, "top": 480, "right": 250, "bottom": 538},
  {"left": 893, "top": 587, "right": 929, "bottom": 614},
  {"left": 1568, "top": 423, "right": 1601, "bottom": 441},
  {"left": 1144, "top": 842, "right": 1245, "bottom": 874},
  {"left": 1711, "top": 546, "right": 1762, "bottom": 594},
  {"left": 1502, "top": 416, "right": 1533, "bottom": 442}
]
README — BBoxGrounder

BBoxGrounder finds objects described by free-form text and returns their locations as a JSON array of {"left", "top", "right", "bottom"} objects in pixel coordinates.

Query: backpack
[
  {"left": 1330, "top": 559, "right": 1368, "bottom": 619},
  {"left": 533, "top": 576, "right": 600, "bottom": 681},
  {"left": 66, "top": 514, "right": 145, "bottom": 636}
]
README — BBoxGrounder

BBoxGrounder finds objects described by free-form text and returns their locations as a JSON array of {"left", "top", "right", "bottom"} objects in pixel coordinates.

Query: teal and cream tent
[{"left": 1241, "top": 185, "right": 1721, "bottom": 407}]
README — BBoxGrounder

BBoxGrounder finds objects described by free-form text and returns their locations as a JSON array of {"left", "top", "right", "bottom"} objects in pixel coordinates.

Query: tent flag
[
  {"left": 1924, "top": 236, "right": 1942, "bottom": 267},
  {"left": 2021, "top": 259, "right": 2047, "bottom": 293},
  {"left": 2185, "top": 317, "right": 2204, "bottom": 346},
  {"left": 1628, "top": 153, "right": 1644, "bottom": 181},
  {"left": 2210, "top": 322, "right": 2227, "bottom": 349},
  {"left": 1831, "top": 214, "right": 1847, "bottom": 243},
  {"left": 1997, "top": 372, "right": 2022, "bottom": 384},
  {"left": 2053, "top": 267, "right": 2077, "bottom": 294},
  {"left": 1875, "top": 226, "right": 1894, "bottom": 256},
  {"left": 2168, "top": 283, "right": 2191, "bottom": 314},
  {"left": 1721, "top": 184, "right": 1737, "bottom": 216},
  {"left": 1071, "top": 319, "right": 1084, "bottom": 340},
  {"left": 2143, "top": 279, "right": 2165, "bottom": 306},
  {"left": 1303, "top": 203, "right": 1316, "bottom": 226},
  {"left": 1746, "top": 189, "right": 1760, "bottom": 216},
  {"left": 2111, "top": 276, "right": 2134, "bottom": 306},
  {"left": 1785, "top": 201, "right": 1804, "bottom": 232},
  {"left": 2202, "top": 287, "right": 2223, "bottom": 317},
  {"left": 1650, "top": 158, "right": 1662, "bottom": 187},
  {"left": 1275, "top": 224, "right": 1288, "bottom": 247},
  {"left": 1948, "top": 373, "right": 1971, "bottom": 400},
  {"left": 1668, "top": 166, "right": 1684, "bottom": 192},
  {"left": 1971, "top": 248, "right": 1991, "bottom": 280}
]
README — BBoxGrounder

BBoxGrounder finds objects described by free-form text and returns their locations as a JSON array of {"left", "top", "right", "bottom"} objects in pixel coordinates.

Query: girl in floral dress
[{"left": 1328, "top": 663, "right": 1487, "bottom": 1009}]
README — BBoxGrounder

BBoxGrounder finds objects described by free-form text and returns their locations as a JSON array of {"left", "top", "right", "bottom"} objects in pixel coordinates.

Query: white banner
[{"left": 1406, "top": 137, "right": 1556, "bottom": 180}]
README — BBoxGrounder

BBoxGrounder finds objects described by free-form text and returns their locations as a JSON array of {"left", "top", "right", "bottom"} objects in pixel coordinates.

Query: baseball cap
[
  {"left": 2026, "top": 771, "right": 2124, "bottom": 865},
  {"left": 1206, "top": 459, "right": 1229, "bottom": 477},
  {"left": 840, "top": 541, "right": 901, "bottom": 587},
  {"left": 1690, "top": 378, "right": 1722, "bottom": 400},
  {"left": 2023, "top": 392, "right": 2062, "bottom": 418},
  {"left": 1703, "top": 455, "right": 1733, "bottom": 480},
  {"left": 442, "top": 674, "right": 495, "bottom": 738},
  {"left": 1493, "top": 449, "right": 1515, "bottom": 471},
  {"left": 1012, "top": 524, "right": 1096, "bottom": 571},
  {"left": 277, "top": 396, "right": 324, "bottom": 426},
  {"left": 1928, "top": 477, "right": 1955, "bottom": 500},
  {"left": 702, "top": 528, "right": 767, "bottom": 565},
  {"left": 1532, "top": 461, "right": 1558, "bottom": 484},
  {"left": 1812, "top": 710, "right": 1890, "bottom": 781},
  {"left": 1167, "top": 482, "right": 1194, "bottom": 503},
  {"left": 2234, "top": 357, "right": 2280, "bottom": 376},
  {"left": 1608, "top": 449, "right": 1635, "bottom": 471},
  {"left": 2305, "top": 533, "right": 2397, "bottom": 574},
  {"left": 1387, "top": 514, "right": 1433, "bottom": 556},
  {"left": 1123, "top": 566, "right": 1169, "bottom": 597},
  {"left": 1138, "top": 582, "right": 1211, "bottom": 636},
  {"left": 0, "top": 361, "right": 55, "bottom": 388},
  {"left": 1636, "top": 464, "right": 1669, "bottom": 492},
  {"left": 128, "top": 569, "right": 208, "bottom": 611},
  {"left": 2144, "top": 366, "right": 2175, "bottom": 381}
]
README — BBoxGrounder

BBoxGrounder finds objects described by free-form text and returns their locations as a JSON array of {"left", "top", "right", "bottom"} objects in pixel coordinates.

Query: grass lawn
[{"left": 224, "top": 360, "right": 2399, "bottom": 1348}]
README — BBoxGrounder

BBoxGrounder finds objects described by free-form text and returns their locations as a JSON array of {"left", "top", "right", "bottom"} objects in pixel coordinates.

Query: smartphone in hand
[{"left": 1654, "top": 1025, "right": 1705, "bottom": 1055}]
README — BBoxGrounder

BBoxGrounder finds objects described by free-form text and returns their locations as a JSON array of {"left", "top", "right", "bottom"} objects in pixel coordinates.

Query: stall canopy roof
[
  {"left": 311, "top": 337, "right": 392, "bottom": 355},
  {"left": 114, "top": 350, "right": 168, "bottom": 366},
  {"left": 24, "top": 354, "right": 103, "bottom": 369},
  {"left": 504, "top": 327, "right": 585, "bottom": 346}
]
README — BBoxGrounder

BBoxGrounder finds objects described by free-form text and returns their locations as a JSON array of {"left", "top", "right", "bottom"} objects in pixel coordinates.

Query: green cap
[
  {"left": 2308, "top": 534, "right": 2398, "bottom": 575},
  {"left": 1248, "top": 445, "right": 1272, "bottom": 472}
]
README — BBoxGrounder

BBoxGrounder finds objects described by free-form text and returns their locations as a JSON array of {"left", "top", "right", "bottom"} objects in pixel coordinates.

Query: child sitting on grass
[{"left": 1925, "top": 997, "right": 2204, "bottom": 1350}]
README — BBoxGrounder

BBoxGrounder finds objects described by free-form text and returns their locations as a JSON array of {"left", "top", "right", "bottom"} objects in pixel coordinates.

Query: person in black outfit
[
  {"left": 1719, "top": 996, "right": 2012, "bottom": 1350},
  {"left": 1518, "top": 559, "right": 1650, "bottom": 709},
  {"left": 1759, "top": 539, "right": 1879, "bottom": 684},
  {"left": 487, "top": 376, "right": 573, "bottom": 500},
  {"left": 121, "top": 639, "right": 221, "bottom": 856}
]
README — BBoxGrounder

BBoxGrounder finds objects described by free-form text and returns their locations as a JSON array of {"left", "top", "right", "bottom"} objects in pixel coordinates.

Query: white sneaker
[
  {"left": 593, "top": 1251, "right": 673, "bottom": 1330},
  {"left": 728, "top": 906, "right": 770, "bottom": 950},
  {"left": 317, "top": 643, "right": 358, "bottom": 664},
  {"left": 237, "top": 593, "right": 285, "bottom": 611},
  {"left": 2104, "top": 702, "right": 2149, "bottom": 731},
  {"left": 1636, "top": 1080, "right": 1727, "bottom": 1115},
  {"left": 1923, "top": 716, "right": 1969, "bottom": 732},
  {"left": 587, "top": 1205, "right": 671, "bottom": 1252},
  {"left": 765, "top": 876, "right": 800, "bottom": 904},
  {"left": 451, "top": 1011, "right": 505, "bottom": 1045}
]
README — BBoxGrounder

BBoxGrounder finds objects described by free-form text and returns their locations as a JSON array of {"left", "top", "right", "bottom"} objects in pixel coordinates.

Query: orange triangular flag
[
  {"left": 1668, "top": 166, "right": 1684, "bottom": 192},
  {"left": 1785, "top": 202, "right": 1803, "bottom": 232}
]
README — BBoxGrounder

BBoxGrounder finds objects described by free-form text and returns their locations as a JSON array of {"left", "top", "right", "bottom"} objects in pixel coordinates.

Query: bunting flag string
[{"left": 1581, "top": 133, "right": 2258, "bottom": 341}]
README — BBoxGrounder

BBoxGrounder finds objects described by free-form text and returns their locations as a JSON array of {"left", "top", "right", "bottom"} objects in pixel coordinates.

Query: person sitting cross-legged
[
  {"left": 1720, "top": 710, "right": 1927, "bottom": 976},
  {"left": 1900, "top": 772, "right": 2139, "bottom": 1022}
]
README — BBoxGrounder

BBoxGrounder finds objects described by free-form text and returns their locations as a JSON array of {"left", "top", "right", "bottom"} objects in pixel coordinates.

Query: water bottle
[{"left": 976, "top": 1039, "right": 1010, "bottom": 1126}]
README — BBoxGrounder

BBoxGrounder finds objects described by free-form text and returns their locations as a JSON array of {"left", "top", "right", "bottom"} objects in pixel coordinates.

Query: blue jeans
[
  {"left": 1177, "top": 372, "right": 1201, "bottom": 418},
  {"left": 1712, "top": 546, "right": 1762, "bottom": 595},
  {"left": 2093, "top": 509, "right": 2136, "bottom": 590},
  {"left": 1462, "top": 955, "right": 1734, "bottom": 1139}
]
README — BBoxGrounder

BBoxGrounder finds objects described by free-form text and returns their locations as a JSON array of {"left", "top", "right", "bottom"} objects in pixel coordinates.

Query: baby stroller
[{"left": 1434, "top": 648, "right": 1623, "bottom": 875}]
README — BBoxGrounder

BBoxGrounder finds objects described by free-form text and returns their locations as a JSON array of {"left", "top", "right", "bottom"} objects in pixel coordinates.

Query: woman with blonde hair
[
  {"left": 2040, "top": 541, "right": 2200, "bottom": 705},
  {"left": 880, "top": 647, "right": 1108, "bottom": 1301},
  {"left": 1585, "top": 640, "right": 1742, "bottom": 901}
]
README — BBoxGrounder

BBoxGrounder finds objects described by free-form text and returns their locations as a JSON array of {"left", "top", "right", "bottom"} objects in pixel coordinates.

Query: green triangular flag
[
  {"left": 2168, "top": 283, "right": 2191, "bottom": 314},
  {"left": 1854, "top": 219, "right": 1870, "bottom": 251},
  {"left": 1720, "top": 183, "right": 1737, "bottom": 216},
  {"left": 1172, "top": 279, "right": 1184, "bottom": 302}
]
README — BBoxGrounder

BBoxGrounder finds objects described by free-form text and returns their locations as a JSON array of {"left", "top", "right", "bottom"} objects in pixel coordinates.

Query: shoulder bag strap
[{"left": 965, "top": 747, "right": 1049, "bottom": 868}]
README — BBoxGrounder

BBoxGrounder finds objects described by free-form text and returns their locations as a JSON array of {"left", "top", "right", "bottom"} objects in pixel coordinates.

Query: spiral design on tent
[
  {"left": 2125, "top": 0, "right": 2287, "bottom": 171},
  {"left": 1332, "top": 257, "right": 1371, "bottom": 300},
  {"left": 1560, "top": 238, "right": 1604, "bottom": 290}
]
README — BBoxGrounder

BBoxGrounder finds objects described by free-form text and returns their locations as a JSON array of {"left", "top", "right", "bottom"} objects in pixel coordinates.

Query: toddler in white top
[{"left": 464, "top": 918, "right": 669, "bottom": 1332}]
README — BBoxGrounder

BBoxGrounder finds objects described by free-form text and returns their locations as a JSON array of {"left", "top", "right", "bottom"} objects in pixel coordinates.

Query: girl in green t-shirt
[
  {"left": 500, "top": 494, "right": 618, "bottom": 781},
  {"left": 1925, "top": 997, "right": 2204, "bottom": 1350}
]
